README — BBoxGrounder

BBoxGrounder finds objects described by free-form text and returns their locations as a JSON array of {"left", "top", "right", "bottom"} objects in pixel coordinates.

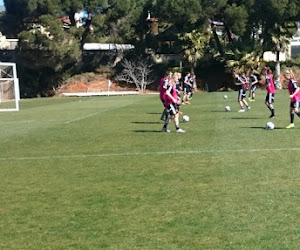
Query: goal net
[{"left": 0, "top": 62, "right": 20, "bottom": 112}]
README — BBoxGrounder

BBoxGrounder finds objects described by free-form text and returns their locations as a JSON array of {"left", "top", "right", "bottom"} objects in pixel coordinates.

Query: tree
[
  {"left": 1, "top": 0, "right": 147, "bottom": 96},
  {"left": 269, "top": 22, "right": 297, "bottom": 89},
  {"left": 115, "top": 58, "right": 155, "bottom": 92},
  {"left": 179, "top": 30, "right": 210, "bottom": 72},
  {"left": 17, "top": 14, "right": 82, "bottom": 96}
]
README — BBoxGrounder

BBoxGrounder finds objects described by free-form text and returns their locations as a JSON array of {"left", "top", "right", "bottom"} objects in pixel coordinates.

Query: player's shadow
[
  {"left": 232, "top": 117, "right": 261, "bottom": 120},
  {"left": 241, "top": 126, "right": 286, "bottom": 130},
  {"left": 132, "top": 121, "right": 161, "bottom": 124},
  {"left": 133, "top": 130, "right": 162, "bottom": 133}
]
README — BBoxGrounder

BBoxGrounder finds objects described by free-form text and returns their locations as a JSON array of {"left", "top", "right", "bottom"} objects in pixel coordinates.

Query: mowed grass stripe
[{"left": 1, "top": 146, "right": 300, "bottom": 161}]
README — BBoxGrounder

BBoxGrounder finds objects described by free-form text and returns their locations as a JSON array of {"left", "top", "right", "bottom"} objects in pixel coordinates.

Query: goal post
[{"left": 0, "top": 62, "right": 20, "bottom": 112}]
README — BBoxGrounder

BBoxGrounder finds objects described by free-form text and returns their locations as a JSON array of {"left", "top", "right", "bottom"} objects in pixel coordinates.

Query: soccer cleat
[
  {"left": 161, "top": 127, "right": 170, "bottom": 132},
  {"left": 269, "top": 114, "right": 276, "bottom": 119},
  {"left": 286, "top": 123, "right": 295, "bottom": 129},
  {"left": 176, "top": 128, "right": 185, "bottom": 133},
  {"left": 247, "top": 106, "right": 251, "bottom": 110},
  {"left": 238, "top": 109, "right": 245, "bottom": 112}
]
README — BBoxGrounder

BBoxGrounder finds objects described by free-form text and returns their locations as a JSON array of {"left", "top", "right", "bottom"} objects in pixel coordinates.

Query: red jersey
[
  {"left": 288, "top": 78, "right": 300, "bottom": 102},
  {"left": 159, "top": 77, "right": 168, "bottom": 100},
  {"left": 164, "top": 84, "right": 178, "bottom": 106},
  {"left": 266, "top": 74, "right": 275, "bottom": 94}
]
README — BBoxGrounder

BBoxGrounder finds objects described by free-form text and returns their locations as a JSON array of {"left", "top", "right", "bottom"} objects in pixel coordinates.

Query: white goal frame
[{"left": 0, "top": 62, "right": 20, "bottom": 112}]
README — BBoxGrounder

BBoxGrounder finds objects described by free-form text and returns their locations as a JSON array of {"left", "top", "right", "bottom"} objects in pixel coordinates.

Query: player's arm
[
  {"left": 265, "top": 77, "right": 271, "bottom": 87},
  {"left": 290, "top": 81, "right": 300, "bottom": 99},
  {"left": 184, "top": 77, "right": 192, "bottom": 87},
  {"left": 251, "top": 75, "right": 258, "bottom": 85},
  {"left": 163, "top": 79, "right": 168, "bottom": 89},
  {"left": 235, "top": 75, "right": 243, "bottom": 85}
]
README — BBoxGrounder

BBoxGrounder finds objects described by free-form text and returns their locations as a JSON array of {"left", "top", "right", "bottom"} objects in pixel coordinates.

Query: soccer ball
[
  {"left": 223, "top": 95, "right": 228, "bottom": 99},
  {"left": 265, "top": 121, "right": 275, "bottom": 130},
  {"left": 182, "top": 115, "right": 190, "bottom": 122},
  {"left": 225, "top": 106, "right": 231, "bottom": 111}
]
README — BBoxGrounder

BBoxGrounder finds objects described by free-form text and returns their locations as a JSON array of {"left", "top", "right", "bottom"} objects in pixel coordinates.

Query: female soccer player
[
  {"left": 284, "top": 70, "right": 300, "bottom": 128},
  {"left": 161, "top": 73, "right": 185, "bottom": 133},
  {"left": 235, "top": 73, "right": 250, "bottom": 112},
  {"left": 159, "top": 71, "right": 170, "bottom": 121},
  {"left": 262, "top": 67, "right": 276, "bottom": 118},
  {"left": 182, "top": 72, "right": 192, "bottom": 105},
  {"left": 248, "top": 69, "right": 258, "bottom": 102}
]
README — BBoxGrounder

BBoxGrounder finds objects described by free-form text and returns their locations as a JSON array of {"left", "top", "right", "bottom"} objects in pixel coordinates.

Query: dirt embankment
[{"left": 57, "top": 73, "right": 138, "bottom": 96}]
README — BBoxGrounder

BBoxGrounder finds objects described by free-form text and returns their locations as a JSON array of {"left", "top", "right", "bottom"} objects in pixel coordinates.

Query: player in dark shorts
[
  {"left": 284, "top": 70, "right": 300, "bottom": 128},
  {"left": 161, "top": 73, "right": 185, "bottom": 133},
  {"left": 182, "top": 72, "right": 192, "bottom": 105},
  {"left": 262, "top": 67, "right": 276, "bottom": 118},
  {"left": 235, "top": 73, "right": 250, "bottom": 112},
  {"left": 248, "top": 69, "right": 258, "bottom": 102}
]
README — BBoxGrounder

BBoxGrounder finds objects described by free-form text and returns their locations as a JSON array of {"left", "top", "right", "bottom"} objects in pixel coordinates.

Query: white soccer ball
[
  {"left": 223, "top": 95, "right": 228, "bottom": 99},
  {"left": 265, "top": 122, "right": 275, "bottom": 130},
  {"left": 182, "top": 115, "right": 190, "bottom": 122},
  {"left": 225, "top": 106, "right": 231, "bottom": 111}
]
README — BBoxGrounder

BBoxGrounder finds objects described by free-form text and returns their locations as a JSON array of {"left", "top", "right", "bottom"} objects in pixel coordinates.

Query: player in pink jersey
[
  {"left": 262, "top": 67, "right": 276, "bottom": 118},
  {"left": 159, "top": 71, "right": 170, "bottom": 121},
  {"left": 161, "top": 73, "right": 185, "bottom": 133},
  {"left": 284, "top": 70, "right": 300, "bottom": 128}
]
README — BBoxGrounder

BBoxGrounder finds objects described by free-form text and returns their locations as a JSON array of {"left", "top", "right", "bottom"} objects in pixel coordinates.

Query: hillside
[{"left": 57, "top": 73, "right": 141, "bottom": 96}]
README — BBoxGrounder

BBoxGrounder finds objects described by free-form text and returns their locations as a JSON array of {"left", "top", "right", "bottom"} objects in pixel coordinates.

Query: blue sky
[{"left": 0, "top": 0, "right": 3, "bottom": 6}]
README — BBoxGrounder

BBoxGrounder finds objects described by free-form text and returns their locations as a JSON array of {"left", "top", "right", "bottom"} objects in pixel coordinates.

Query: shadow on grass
[
  {"left": 241, "top": 126, "right": 286, "bottom": 130},
  {"left": 132, "top": 121, "right": 161, "bottom": 124},
  {"left": 147, "top": 112, "right": 162, "bottom": 115},
  {"left": 232, "top": 117, "right": 261, "bottom": 120},
  {"left": 133, "top": 130, "right": 161, "bottom": 133}
]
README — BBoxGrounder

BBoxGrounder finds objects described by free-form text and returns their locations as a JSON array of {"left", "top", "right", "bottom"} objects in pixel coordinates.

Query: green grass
[{"left": 1, "top": 90, "right": 300, "bottom": 249}]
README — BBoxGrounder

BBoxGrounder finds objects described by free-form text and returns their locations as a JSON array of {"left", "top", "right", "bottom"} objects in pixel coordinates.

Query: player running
[
  {"left": 235, "top": 73, "right": 250, "bottom": 112},
  {"left": 262, "top": 67, "right": 276, "bottom": 118},
  {"left": 284, "top": 70, "right": 300, "bottom": 129}
]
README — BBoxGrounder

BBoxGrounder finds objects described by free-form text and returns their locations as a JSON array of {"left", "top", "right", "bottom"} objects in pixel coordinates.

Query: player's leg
[
  {"left": 185, "top": 88, "right": 191, "bottom": 104},
  {"left": 238, "top": 89, "right": 245, "bottom": 112},
  {"left": 162, "top": 105, "right": 171, "bottom": 132},
  {"left": 287, "top": 102, "right": 300, "bottom": 128},
  {"left": 266, "top": 93, "right": 275, "bottom": 118},
  {"left": 242, "top": 89, "right": 250, "bottom": 110},
  {"left": 287, "top": 105, "right": 295, "bottom": 128},
  {"left": 252, "top": 86, "right": 256, "bottom": 101},
  {"left": 160, "top": 99, "right": 167, "bottom": 121},
  {"left": 174, "top": 112, "right": 185, "bottom": 133}
]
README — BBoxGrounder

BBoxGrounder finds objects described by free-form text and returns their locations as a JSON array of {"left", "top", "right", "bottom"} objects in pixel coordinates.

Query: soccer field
[{"left": 1, "top": 90, "right": 300, "bottom": 249}]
